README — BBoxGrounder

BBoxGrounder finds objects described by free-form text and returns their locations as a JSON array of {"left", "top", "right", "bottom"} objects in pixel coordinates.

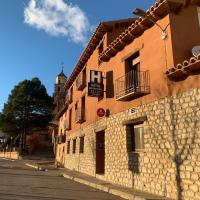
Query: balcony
[
  {"left": 57, "top": 135, "right": 62, "bottom": 144},
  {"left": 75, "top": 108, "right": 85, "bottom": 123},
  {"left": 65, "top": 90, "right": 72, "bottom": 105},
  {"left": 64, "top": 120, "right": 71, "bottom": 131},
  {"left": 76, "top": 72, "right": 86, "bottom": 91},
  {"left": 115, "top": 70, "right": 150, "bottom": 101},
  {"left": 57, "top": 134, "right": 66, "bottom": 144}
]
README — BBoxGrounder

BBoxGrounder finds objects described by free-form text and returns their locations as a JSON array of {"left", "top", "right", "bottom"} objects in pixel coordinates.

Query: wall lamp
[{"left": 132, "top": 8, "right": 168, "bottom": 40}]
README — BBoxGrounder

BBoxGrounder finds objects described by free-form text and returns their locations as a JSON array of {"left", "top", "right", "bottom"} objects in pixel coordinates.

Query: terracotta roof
[
  {"left": 63, "top": 18, "right": 136, "bottom": 90},
  {"left": 99, "top": 0, "right": 200, "bottom": 62},
  {"left": 166, "top": 54, "right": 200, "bottom": 79}
]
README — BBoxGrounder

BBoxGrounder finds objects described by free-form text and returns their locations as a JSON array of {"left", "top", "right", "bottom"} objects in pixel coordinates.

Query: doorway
[{"left": 96, "top": 131, "right": 105, "bottom": 174}]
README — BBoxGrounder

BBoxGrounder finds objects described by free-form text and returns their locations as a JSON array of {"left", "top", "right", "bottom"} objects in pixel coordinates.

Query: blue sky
[{"left": 0, "top": 0, "right": 155, "bottom": 111}]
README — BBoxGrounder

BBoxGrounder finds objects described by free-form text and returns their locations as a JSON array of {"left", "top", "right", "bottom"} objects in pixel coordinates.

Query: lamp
[{"left": 132, "top": 8, "right": 168, "bottom": 40}]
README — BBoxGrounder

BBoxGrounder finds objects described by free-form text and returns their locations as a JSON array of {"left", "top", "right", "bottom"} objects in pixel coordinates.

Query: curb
[
  {"left": 62, "top": 173, "right": 171, "bottom": 200},
  {"left": 25, "top": 163, "right": 48, "bottom": 171},
  {"left": 25, "top": 163, "right": 39, "bottom": 169},
  {"left": 62, "top": 173, "right": 136, "bottom": 200},
  {"left": 0, "top": 157, "right": 15, "bottom": 162}
]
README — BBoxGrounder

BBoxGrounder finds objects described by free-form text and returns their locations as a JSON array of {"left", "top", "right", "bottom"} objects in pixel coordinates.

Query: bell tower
[{"left": 53, "top": 63, "right": 67, "bottom": 113}]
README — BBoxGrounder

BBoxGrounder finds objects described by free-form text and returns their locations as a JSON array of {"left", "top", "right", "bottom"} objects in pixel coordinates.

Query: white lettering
[{"left": 90, "top": 70, "right": 102, "bottom": 83}]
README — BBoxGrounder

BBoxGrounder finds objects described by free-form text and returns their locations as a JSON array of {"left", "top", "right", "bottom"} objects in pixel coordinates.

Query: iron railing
[{"left": 115, "top": 70, "right": 150, "bottom": 100}]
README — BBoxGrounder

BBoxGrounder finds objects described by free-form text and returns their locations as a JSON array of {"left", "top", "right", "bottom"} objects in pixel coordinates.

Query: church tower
[{"left": 53, "top": 65, "right": 67, "bottom": 115}]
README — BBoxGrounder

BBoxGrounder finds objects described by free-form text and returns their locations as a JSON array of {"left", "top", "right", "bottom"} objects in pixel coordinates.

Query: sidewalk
[
  {"left": 24, "top": 159, "right": 172, "bottom": 200},
  {"left": 62, "top": 169, "right": 172, "bottom": 200}
]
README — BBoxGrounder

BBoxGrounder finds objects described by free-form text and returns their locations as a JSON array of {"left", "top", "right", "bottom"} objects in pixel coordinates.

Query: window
[
  {"left": 75, "top": 102, "right": 78, "bottom": 111},
  {"left": 70, "top": 87, "right": 73, "bottom": 102},
  {"left": 69, "top": 109, "right": 72, "bottom": 130},
  {"left": 126, "top": 123, "right": 144, "bottom": 152},
  {"left": 73, "top": 139, "right": 76, "bottom": 154},
  {"left": 198, "top": 7, "right": 200, "bottom": 26},
  {"left": 79, "top": 136, "right": 84, "bottom": 153},
  {"left": 81, "top": 96, "right": 85, "bottom": 120},
  {"left": 83, "top": 68, "right": 86, "bottom": 84},
  {"left": 76, "top": 68, "right": 86, "bottom": 90},
  {"left": 67, "top": 140, "right": 70, "bottom": 154}
]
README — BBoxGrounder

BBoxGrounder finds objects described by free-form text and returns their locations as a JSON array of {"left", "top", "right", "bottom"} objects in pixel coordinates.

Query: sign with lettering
[
  {"left": 88, "top": 82, "right": 104, "bottom": 97},
  {"left": 88, "top": 70, "right": 104, "bottom": 97},
  {"left": 90, "top": 70, "right": 102, "bottom": 84}
]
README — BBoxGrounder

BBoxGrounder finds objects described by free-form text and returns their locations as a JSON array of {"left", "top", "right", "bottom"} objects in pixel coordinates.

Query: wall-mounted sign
[
  {"left": 97, "top": 108, "right": 105, "bottom": 117},
  {"left": 88, "top": 70, "right": 104, "bottom": 97},
  {"left": 90, "top": 70, "right": 102, "bottom": 83},
  {"left": 88, "top": 82, "right": 104, "bottom": 97}
]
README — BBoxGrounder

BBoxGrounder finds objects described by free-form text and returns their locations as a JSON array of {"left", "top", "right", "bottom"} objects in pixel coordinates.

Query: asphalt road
[{"left": 0, "top": 158, "right": 123, "bottom": 200}]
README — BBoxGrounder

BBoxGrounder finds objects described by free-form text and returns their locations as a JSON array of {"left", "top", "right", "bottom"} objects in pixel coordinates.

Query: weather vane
[{"left": 61, "top": 62, "right": 64, "bottom": 72}]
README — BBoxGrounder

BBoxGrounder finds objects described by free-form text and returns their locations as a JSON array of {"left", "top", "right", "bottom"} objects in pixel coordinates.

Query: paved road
[{"left": 0, "top": 158, "right": 123, "bottom": 200}]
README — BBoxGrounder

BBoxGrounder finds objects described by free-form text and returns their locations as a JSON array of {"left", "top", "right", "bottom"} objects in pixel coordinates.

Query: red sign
[{"left": 97, "top": 108, "right": 105, "bottom": 117}]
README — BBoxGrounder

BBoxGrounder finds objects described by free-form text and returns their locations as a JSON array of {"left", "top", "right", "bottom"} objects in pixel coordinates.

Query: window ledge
[{"left": 123, "top": 116, "right": 147, "bottom": 126}]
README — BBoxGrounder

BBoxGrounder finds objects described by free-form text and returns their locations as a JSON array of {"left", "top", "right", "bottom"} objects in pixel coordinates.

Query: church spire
[
  {"left": 61, "top": 62, "right": 64, "bottom": 73},
  {"left": 55, "top": 62, "right": 67, "bottom": 84}
]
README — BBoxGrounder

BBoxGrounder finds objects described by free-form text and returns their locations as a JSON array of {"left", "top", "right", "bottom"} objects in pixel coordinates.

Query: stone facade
[{"left": 64, "top": 88, "right": 200, "bottom": 200}]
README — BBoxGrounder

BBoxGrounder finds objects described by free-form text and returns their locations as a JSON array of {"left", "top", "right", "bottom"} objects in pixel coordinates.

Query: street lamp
[{"left": 132, "top": 8, "right": 168, "bottom": 40}]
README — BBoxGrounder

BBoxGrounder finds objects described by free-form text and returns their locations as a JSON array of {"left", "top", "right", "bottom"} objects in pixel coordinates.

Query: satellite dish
[{"left": 192, "top": 46, "right": 200, "bottom": 57}]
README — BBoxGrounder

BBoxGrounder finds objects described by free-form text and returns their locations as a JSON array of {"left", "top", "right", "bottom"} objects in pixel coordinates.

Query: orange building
[{"left": 55, "top": 1, "right": 200, "bottom": 199}]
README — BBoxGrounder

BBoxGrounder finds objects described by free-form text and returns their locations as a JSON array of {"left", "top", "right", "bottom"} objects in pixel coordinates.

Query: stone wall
[
  {"left": 0, "top": 151, "right": 20, "bottom": 160},
  {"left": 64, "top": 88, "right": 200, "bottom": 200}
]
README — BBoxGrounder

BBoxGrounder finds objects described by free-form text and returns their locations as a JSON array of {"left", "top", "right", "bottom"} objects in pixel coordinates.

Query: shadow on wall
[
  {"left": 153, "top": 81, "right": 199, "bottom": 200},
  {"left": 128, "top": 152, "right": 140, "bottom": 174},
  {"left": 126, "top": 125, "right": 140, "bottom": 174}
]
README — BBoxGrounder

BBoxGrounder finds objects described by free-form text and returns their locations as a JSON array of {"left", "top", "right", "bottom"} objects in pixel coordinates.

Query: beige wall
[{"left": 0, "top": 151, "right": 20, "bottom": 160}]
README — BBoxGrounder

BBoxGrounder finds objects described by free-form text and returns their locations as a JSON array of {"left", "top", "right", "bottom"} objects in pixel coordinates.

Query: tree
[{"left": 0, "top": 77, "right": 53, "bottom": 150}]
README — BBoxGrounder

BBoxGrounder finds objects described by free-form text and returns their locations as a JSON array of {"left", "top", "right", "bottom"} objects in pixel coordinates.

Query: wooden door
[{"left": 96, "top": 131, "right": 105, "bottom": 174}]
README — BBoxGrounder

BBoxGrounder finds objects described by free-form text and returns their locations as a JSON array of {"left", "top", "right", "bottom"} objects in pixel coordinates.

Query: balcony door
[{"left": 125, "top": 52, "right": 140, "bottom": 92}]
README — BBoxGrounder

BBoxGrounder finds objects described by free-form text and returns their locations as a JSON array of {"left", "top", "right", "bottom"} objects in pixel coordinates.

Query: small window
[
  {"left": 81, "top": 96, "right": 85, "bottom": 121},
  {"left": 126, "top": 123, "right": 144, "bottom": 152},
  {"left": 75, "top": 102, "right": 78, "bottom": 110},
  {"left": 73, "top": 139, "right": 76, "bottom": 154},
  {"left": 79, "top": 136, "right": 84, "bottom": 153},
  {"left": 69, "top": 109, "right": 72, "bottom": 130},
  {"left": 67, "top": 140, "right": 70, "bottom": 154},
  {"left": 70, "top": 87, "right": 73, "bottom": 102}
]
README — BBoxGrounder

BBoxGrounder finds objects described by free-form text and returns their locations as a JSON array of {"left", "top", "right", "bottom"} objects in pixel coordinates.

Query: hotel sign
[
  {"left": 88, "top": 70, "right": 104, "bottom": 97},
  {"left": 88, "top": 82, "right": 104, "bottom": 97}
]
